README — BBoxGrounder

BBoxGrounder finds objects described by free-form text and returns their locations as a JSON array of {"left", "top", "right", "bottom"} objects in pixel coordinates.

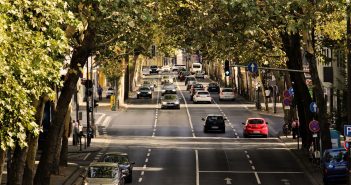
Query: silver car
[
  {"left": 84, "top": 162, "right": 125, "bottom": 185},
  {"left": 161, "top": 94, "right": 180, "bottom": 109}
]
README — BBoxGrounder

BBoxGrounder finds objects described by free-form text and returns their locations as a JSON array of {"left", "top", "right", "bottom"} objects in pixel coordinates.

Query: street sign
[
  {"left": 309, "top": 102, "right": 317, "bottom": 113},
  {"left": 247, "top": 62, "right": 258, "bottom": 73},
  {"left": 344, "top": 125, "right": 351, "bottom": 142},
  {"left": 309, "top": 120, "right": 320, "bottom": 133},
  {"left": 288, "top": 87, "right": 294, "bottom": 96},
  {"left": 283, "top": 98, "right": 291, "bottom": 106},
  {"left": 283, "top": 90, "right": 290, "bottom": 98}
]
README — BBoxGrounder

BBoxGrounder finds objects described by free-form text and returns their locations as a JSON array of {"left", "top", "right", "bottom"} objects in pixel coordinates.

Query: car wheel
[
  {"left": 221, "top": 129, "right": 225, "bottom": 133},
  {"left": 204, "top": 128, "right": 207, "bottom": 133},
  {"left": 137, "top": 95, "right": 139, "bottom": 99},
  {"left": 177, "top": 105, "right": 180, "bottom": 109},
  {"left": 243, "top": 133, "right": 247, "bottom": 138}
]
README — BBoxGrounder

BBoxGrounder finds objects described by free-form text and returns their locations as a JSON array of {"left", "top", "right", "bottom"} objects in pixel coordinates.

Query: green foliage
[{"left": 0, "top": 0, "right": 74, "bottom": 149}]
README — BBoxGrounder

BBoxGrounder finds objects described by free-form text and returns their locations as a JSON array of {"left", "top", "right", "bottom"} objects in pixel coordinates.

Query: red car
[{"left": 242, "top": 118, "right": 269, "bottom": 138}]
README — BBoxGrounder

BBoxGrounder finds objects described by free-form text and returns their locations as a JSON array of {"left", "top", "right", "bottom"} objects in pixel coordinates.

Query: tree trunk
[
  {"left": 280, "top": 31, "right": 313, "bottom": 149},
  {"left": 0, "top": 149, "right": 6, "bottom": 184},
  {"left": 303, "top": 28, "right": 332, "bottom": 150},
  {"left": 34, "top": 23, "right": 96, "bottom": 185},
  {"left": 60, "top": 105, "right": 72, "bottom": 167},
  {"left": 7, "top": 145, "right": 28, "bottom": 185},
  {"left": 23, "top": 96, "right": 47, "bottom": 185},
  {"left": 124, "top": 55, "right": 130, "bottom": 100}
]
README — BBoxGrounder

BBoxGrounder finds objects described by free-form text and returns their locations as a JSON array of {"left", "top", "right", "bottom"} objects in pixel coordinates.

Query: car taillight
[{"left": 196, "top": 95, "right": 200, "bottom": 97}]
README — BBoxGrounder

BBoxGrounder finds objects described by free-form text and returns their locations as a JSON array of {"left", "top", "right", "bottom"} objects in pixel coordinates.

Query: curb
[{"left": 63, "top": 167, "right": 85, "bottom": 185}]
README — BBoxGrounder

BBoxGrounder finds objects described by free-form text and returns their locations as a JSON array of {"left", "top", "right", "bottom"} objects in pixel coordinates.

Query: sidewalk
[{"left": 246, "top": 103, "right": 285, "bottom": 118}]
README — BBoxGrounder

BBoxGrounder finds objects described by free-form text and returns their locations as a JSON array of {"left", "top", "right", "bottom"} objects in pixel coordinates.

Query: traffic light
[{"left": 224, "top": 60, "right": 230, "bottom": 76}]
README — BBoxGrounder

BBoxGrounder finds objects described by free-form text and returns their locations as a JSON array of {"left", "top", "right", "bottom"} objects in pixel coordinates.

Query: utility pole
[
  {"left": 90, "top": 56, "right": 95, "bottom": 138},
  {"left": 347, "top": 0, "right": 351, "bottom": 124},
  {"left": 86, "top": 58, "right": 91, "bottom": 147}
]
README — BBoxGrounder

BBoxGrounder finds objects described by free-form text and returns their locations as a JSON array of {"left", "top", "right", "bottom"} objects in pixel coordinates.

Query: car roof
[
  {"left": 196, "top": 90, "right": 209, "bottom": 93},
  {"left": 222, "top": 87, "right": 233, "bottom": 90},
  {"left": 207, "top": 114, "right": 223, "bottom": 117},
  {"left": 89, "top": 162, "right": 118, "bottom": 167},
  {"left": 247, "top": 118, "right": 265, "bottom": 120},
  {"left": 104, "top": 152, "right": 128, "bottom": 156}
]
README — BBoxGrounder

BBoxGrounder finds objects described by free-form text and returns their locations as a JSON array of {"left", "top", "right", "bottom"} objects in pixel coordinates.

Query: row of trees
[{"left": 0, "top": 0, "right": 348, "bottom": 184}]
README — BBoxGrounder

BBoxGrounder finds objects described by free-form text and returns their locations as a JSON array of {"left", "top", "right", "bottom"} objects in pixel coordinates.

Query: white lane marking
[
  {"left": 246, "top": 154, "right": 250, "bottom": 159},
  {"left": 212, "top": 98, "right": 238, "bottom": 137},
  {"left": 143, "top": 164, "right": 146, "bottom": 169},
  {"left": 177, "top": 81, "right": 196, "bottom": 138},
  {"left": 145, "top": 158, "right": 149, "bottom": 163},
  {"left": 255, "top": 172, "right": 262, "bottom": 184},
  {"left": 138, "top": 177, "right": 142, "bottom": 183},
  {"left": 251, "top": 166, "right": 256, "bottom": 170},
  {"left": 83, "top": 153, "right": 91, "bottom": 160},
  {"left": 95, "top": 114, "right": 106, "bottom": 126},
  {"left": 195, "top": 150, "right": 199, "bottom": 185},
  {"left": 148, "top": 149, "right": 151, "bottom": 152},
  {"left": 244, "top": 151, "right": 248, "bottom": 154},
  {"left": 249, "top": 160, "right": 253, "bottom": 165},
  {"left": 147, "top": 153, "right": 150, "bottom": 157},
  {"left": 102, "top": 116, "right": 112, "bottom": 127},
  {"left": 141, "top": 171, "right": 144, "bottom": 176}
]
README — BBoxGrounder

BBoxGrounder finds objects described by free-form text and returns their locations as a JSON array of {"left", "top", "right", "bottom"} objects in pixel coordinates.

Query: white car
[
  {"left": 219, "top": 88, "right": 236, "bottom": 101},
  {"left": 161, "top": 75, "right": 174, "bottom": 85},
  {"left": 193, "top": 90, "right": 212, "bottom": 104},
  {"left": 106, "top": 87, "right": 115, "bottom": 99},
  {"left": 84, "top": 162, "right": 125, "bottom": 185}
]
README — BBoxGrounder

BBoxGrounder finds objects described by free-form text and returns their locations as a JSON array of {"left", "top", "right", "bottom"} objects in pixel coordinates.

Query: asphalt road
[{"left": 85, "top": 74, "right": 317, "bottom": 185}]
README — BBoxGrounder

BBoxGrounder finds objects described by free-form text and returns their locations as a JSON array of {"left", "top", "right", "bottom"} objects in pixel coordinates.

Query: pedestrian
[
  {"left": 291, "top": 120, "right": 299, "bottom": 139},
  {"left": 314, "top": 150, "right": 320, "bottom": 165},
  {"left": 98, "top": 85, "right": 103, "bottom": 100},
  {"left": 72, "top": 120, "right": 78, "bottom": 145}
]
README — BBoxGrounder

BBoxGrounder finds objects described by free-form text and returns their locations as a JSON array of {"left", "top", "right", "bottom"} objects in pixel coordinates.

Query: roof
[
  {"left": 89, "top": 162, "right": 118, "bottom": 167},
  {"left": 206, "top": 114, "right": 223, "bottom": 117},
  {"left": 247, "top": 118, "right": 265, "bottom": 120}
]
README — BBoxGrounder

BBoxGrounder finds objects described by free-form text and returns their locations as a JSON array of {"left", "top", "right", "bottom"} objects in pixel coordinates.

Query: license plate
[
  {"left": 253, "top": 131, "right": 260, "bottom": 133},
  {"left": 212, "top": 126, "right": 219, "bottom": 129}
]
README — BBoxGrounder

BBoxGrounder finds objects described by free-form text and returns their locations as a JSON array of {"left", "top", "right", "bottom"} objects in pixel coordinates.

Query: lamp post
[{"left": 347, "top": 0, "right": 351, "bottom": 124}]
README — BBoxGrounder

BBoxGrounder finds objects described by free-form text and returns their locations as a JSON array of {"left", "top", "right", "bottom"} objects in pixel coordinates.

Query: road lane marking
[
  {"left": 249, "top": 160, "right": 253, "bottom": 165},
  {"left": 138, "top": 177, "right": 142, "bottom": 183},
  {"left": 148, "top": 149, "right": 151, "bottom": 152},
  {"left": 255, "top": 172, "right": 262, "bottom": 184},
  {"left": 143, "top": 164, "right": 146, "bottom": 169},
  {"left": 141, "top": 171, "right": 144, "bottom": 176},
  {"left": 251, "top": 166, "right": 256, "bottom": 170},
  {"left": 195, "top": 150, "right": 199, "bottom": 185},
  {"left": 83, "top": 153, "right": 91, "bottom": 160},
  {"left": 212, "top": 98, "right": 238, "bottom": 138},
  {"left": 145, "top": 158, "right": 149, "bottom": 163},
  {"left": 246, "top": 154, "right": 250, "bottom": 159},
  {"left": 177, "top": 80, "right": 196, "bottom": 138}
]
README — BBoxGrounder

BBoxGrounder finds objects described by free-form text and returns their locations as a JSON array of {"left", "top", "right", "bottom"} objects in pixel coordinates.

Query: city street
[{"left": 85, "top": 74, "right": 317, "bottom": 185}]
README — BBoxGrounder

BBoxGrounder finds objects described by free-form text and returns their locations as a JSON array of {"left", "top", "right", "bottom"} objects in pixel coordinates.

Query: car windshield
[
  {"left": 222, "top": 89, "right": 233, "bottom": 92},
  {"left": 207, "top": 116, "right": 223, "bottom": 122},
  {"left": 193, "top": 64, "right": 201, "bottom": 68},
  {"left": 103, "top": 155, "right": 129, "bottom": 164},
  {"left": 150, "top": 66, "right": 157, "bottom": 69},
  {"left": 209, "top": 83, "right": 217, "bottom": 87},
  {"left": 108, "top": 88, "right": 114, "bottom": 91},
  {"left": 247, "top": 119, "right": 264, "bottom": 124},
  {"left": 187, "top": 77, "right": 196, "bottom": 81},
  {"left": 143, "top": 81, "right": 151, "bottom": 84},
  {"left": 324, "top": 150, "right": 347, "bottom": 163},
  {"left": 198, "top": 92, "right": 209, "bottom": 95},
  {"left": 164, "top": 95, "right": 177, "bottom": 100},
  {"left": 140, "top": 87, "right": 149, "bottom": 91},
  {"left": 88, "top": 166, "right": 117, "bottom": 178},
  {"left": 194, "top": 84, "right": 203, "bottom": 88}
]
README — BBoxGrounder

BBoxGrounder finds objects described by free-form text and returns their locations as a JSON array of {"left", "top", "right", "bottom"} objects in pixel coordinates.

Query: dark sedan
[
  {"left": 137, "top": 87, "right": 152, "bottom": 98},
  {"left": 100, "top": 152, "right": 135, "bottom": 183},
  {"left": 202, "top": 114, "right": 226, "bottom": 133},
  {"left": 207, "top": 83, "right": 220, "bottom": 93},
  {"left": 161, "top": 94, "right": 180, "bottom": 109}
]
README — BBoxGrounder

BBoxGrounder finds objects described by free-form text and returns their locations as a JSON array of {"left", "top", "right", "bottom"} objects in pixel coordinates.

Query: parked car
[
  {"left": 161, "top": 94, "right": 180, "bottom": 109},
  {"left": 219, "top": 88, "right": 236, "bottom": 101},
  {"left": 202, "top": 114, "right": 226, "bottom": 133},
  {"left": 193, "top": 90, "right": 212, "bottom": 104},
  {"left": 242, "top": 118, "right": 269, "bottom": 138},
  {"left": 106, "top": 87, "right": 115, "bottom": 99},
  {"left": 161, "top": 84, "right": 177, "bottom": 96},
  {"left": 142, "top": 80, "right": 156, "bottom": 91},
  {"left": 185, "top": 76, "right": 196, "bottom": 85},
  {"left": 150, "top": 65, "right": 159, "bottom": 74},
  {"left": 137, "top": 87, "right": 152, "bottom": 99},
  {"left": 84, "top": 162, "right": 125, "bottom": 185},
  {"left": 322, "top": 148, "right": 349, "bottom": 185},
  {"left": 101, "top": 152, "right": 135, "bottom": 183},
  {"left": 207, "top": 83, "right": 220, "bottom": 93}
]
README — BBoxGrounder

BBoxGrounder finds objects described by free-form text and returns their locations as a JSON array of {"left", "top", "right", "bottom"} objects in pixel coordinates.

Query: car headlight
[
  {"left": 137, "top": 92, "right": 140, "bottom": 94},
  {"left": 175, "top": 101, "right": 180, "bottom": 104},
  {"left": 172, "top": 89, "right": 176, "bottom": 91},
  {"left": 148, "top": 91, "right": 152, "bottom": 94},
  {"left": 161, "top": 90, "right": 165, "bottom": 92},
  {"left": 162, "top": 102, "right": 167, "bottom": 105}
]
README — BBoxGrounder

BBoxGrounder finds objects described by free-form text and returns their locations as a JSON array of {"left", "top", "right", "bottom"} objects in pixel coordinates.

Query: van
[{"left": 191, "top": 63, "right": 202, "bottom": 74}]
